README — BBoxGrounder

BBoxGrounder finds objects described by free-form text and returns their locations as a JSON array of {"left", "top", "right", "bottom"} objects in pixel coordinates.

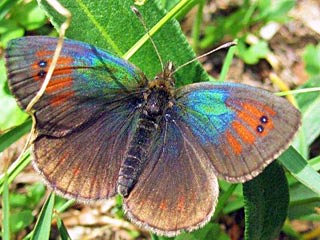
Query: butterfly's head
[{"left": 149, "top": 62, "right": 175, "bottom": 91}]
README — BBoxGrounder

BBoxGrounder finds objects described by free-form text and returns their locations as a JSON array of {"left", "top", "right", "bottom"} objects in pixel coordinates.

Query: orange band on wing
[
  {"left": 50, "top": 91, "right": 75, "bottom": 106},
  {"left": 232, "top": 121, "right": 255, "bottom": 144},
  {"left": 226, "top": 131, "right": 242, "bottom": 155}
]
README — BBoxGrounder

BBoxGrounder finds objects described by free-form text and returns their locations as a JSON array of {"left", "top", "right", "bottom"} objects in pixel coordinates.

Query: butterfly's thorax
[{"left": 117, "top": 63, "right": 175, "bottom": 197}]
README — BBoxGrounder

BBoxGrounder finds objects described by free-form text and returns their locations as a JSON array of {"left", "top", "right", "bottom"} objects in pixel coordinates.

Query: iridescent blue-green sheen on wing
[
  {"left": 5, "top": 36, "right": 147, "bottom": 201},
  {"left": 174, "top": 88, "right": 236, "bottom": 145},
  {"left": 5, "top": 36, "right": 147, "bottom": 137},
  {"left": 171, "top": 82, "right": 301, "bottom": 183}
]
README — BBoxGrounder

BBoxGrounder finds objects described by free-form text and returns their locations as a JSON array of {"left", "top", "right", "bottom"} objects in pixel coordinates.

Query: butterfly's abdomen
[
  {"left": 118, "top": 85, "right": 171, "bottom": 197},
  {"left": 118, "top": 115, "right": 157, "bottom": 196}
]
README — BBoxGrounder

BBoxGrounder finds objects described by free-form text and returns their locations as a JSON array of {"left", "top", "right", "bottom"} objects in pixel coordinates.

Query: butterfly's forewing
[
  {"left": 123, "top": 116, "right": 219, "bottom": 236},
  {"left": 5, "top": 37, "right": 147, "bottom": 137},
  {"left": 172, "top": 82, "right": 301, "bottom": 183},
  {"left": 5, "top": 36, "right": 147, "bottom": 200}
]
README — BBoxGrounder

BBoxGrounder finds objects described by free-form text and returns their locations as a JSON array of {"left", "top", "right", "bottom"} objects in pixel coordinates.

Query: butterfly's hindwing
[{"left": 123, "top": 114, "right": 219, "bottom": 236}]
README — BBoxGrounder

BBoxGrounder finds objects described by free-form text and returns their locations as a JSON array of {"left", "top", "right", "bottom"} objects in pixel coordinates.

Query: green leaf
[
  {"left": 0, "top": 151, "right": 31, "bottom": 195},
  {"left": 279, "top": 146, "right": 320, "bottom": 195},
  {"left": 295, "top": 76, "right": 320, "bottom": 147},
  {"left": 30, "top": 193, "right": 55, "bottom": 240},
  {"left": 38, "top": 0, "right": 209, "bottom": 87},
  {"left": 243, "top": 162, "right": 289, "bottom": 240},
  {"left": 174, "top": 223, "right": 230, "bottom": 240},
  {"left": 10, "top": 1, "right": 47, "bottom": 30},
  {"left": 237, "top": 39, "right": 270, "bottom": 64},
  {"left": 56, "top": 215, "right": 71, "bottom": 240},
  {"left": 255, "top": 0, "right": 296, "bottom": 23},
  {"left": 2, "top": 172, "right": 10, "bottom": 240},
  {"left": 0, "top": 0, "right": 20, "bottom": 21},
  {"left": 0, "top": 58, "right": 29, "bottom": 130},
  {"left": 0, "top": 119, "right": 32, "bottom": 152},
  {"left": 288, "top": 182, "right": 320, "bottom": 219},
  {"left": 303, "top": 44, "right": 320, "bottom": 76},
  {"left": 10, "top": 183, "right": 46, "bottom": 209},
  {"left": 10, "top": 210, "right": 34, "bottom": 233}
]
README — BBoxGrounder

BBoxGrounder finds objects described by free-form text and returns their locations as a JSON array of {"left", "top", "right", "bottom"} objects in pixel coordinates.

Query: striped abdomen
[
  {"left": 117, "top": 71, "right": 173, "bottom": 197},
  {"left": 117, "top": 114, "right": 158, "bottom": 196}
]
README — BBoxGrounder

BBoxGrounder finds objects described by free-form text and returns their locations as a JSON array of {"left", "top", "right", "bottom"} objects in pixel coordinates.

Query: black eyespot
[
  {"left": 257, "top": 125, "right": 264, "bottom": 133},
  {"left": 38, "top": 60, "right": 47, "bottom": 68},
  {"left": 38, "top": 70, "right": 46, "bottom": 77},
  {"left": 260, "top": 115, "right": 268, "bottom": 124}
]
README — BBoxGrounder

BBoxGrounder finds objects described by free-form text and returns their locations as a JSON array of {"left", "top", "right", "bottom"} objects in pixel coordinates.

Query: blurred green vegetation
[{"left": 1, "top": 0, "right": 319, "bottom": 239}]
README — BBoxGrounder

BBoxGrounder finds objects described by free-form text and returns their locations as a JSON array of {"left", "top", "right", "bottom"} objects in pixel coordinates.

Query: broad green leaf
[
  {"left": 243, "top": 162, "right": 289, "bottom": 240},
  {"left": 37, "top": 0, "right": 209, "bottom": 87}
]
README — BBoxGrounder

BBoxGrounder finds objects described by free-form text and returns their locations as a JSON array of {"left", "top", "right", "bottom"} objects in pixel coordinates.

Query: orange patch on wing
[
  {"left": 73, "top": 167, "right": 80, "bottom": 176},
  {"left": 232, "top": 121, "right": 255, "bottom": 144},
  {"left": 32, "top": 50, "right": 73, "bottom": 83},
  {"left": 35, "top": 50, "right": 54, "bottom": 58},
  {"left": 57, "top": 157, "right": 66, "bottom": 166},
  {"left": 236, "top": 109, "right": 258, "bottom": 132},
  {"left": 242, "top": 103, "right": 264, "bottom": 118},
  {"left": 237, "top": 102, "right": 275, "bottom": 137},
  {"left": 50, "top": 91, "right": 75, "bottom": 106},
  {"left": 177, "top": 196, "right": 185, "bottom": 211},
  {"left": 260, "top": 120, "right": 274, "bottom": 137},
  {"left": 226, "top": 131, "right": 242, "bottom": 155},
  {"left": 263, "top": 105, "right": 276, "bottom": 116},
  {"left": 90, "top": 176, "right": 97, "bottom": 194},
  {"left": 56, "top": 56, "right": 74, "bottom": 66},
  {"left": 46, "top": 76, "right": 73, "bottom": 93},
  {"left": 159, "top": 200, "right": 168, "bottom": 210}
]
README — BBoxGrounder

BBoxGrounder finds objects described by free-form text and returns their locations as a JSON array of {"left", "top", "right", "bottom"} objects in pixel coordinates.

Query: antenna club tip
[{"left": 130, "top": 6, "right": 142, "bottom": 17}]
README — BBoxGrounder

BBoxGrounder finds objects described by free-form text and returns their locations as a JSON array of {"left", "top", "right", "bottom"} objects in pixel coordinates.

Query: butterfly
[{"left": 5, "top": 36, "right": 301, "bottom": 236}]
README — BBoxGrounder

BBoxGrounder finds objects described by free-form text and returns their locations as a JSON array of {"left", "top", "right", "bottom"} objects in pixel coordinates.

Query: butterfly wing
[
  {"left": 123, "top": 116, "right": 219, "bottom": 236},
  {"left": 5, "top": 36, "right": 147, "bottom": 200},
  {"left": 5, "top": 36, "right": 147, "bottom": 137},
  {"left": 33, "top": 107, "right": 139, "bottom": 200},
  {"left": 171, "top": 82, "right": 301, "bottom": 183}
]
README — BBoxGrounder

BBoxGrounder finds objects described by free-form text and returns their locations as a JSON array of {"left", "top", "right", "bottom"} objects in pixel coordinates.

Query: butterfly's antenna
[
  {"left": 170, "top": 41, "right": 237, "bottom": 76},
  {"left": 131, "top": 6, "right": 164, "bottom": 71}
]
